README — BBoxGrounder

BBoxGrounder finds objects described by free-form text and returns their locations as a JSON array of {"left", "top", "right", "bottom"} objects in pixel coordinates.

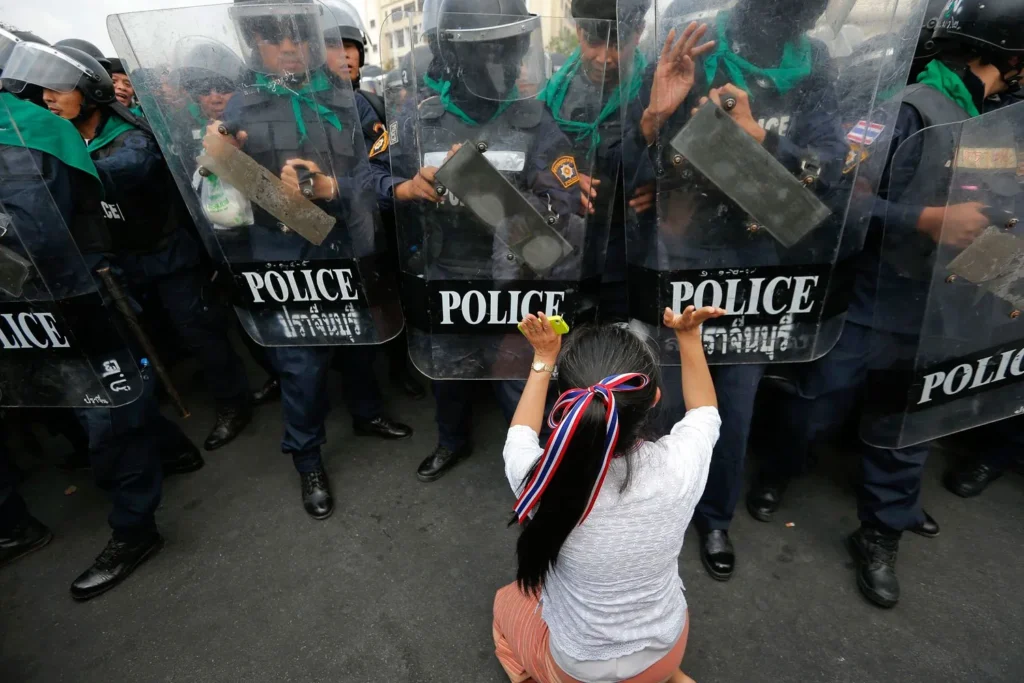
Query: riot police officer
[
  {"left": 626, "top": 0, "right": 848, "bottom": 582},
  {"left": 386, "top": 0, "right": 583, "bottom": 482},
  {"left": 750, "top": 0, "right": 1024, "bottom": 607},
  {"left": 7, "top": 41, "right": 256, "bottom": 452},
  {"left": 0, "top": 34, "right": 200, "bottom": 598},
  {"left": 199, "top": 0, "right": 411, "bottom": 518},
  {"left": 319, "top": 0, "right": 427, "bottom": 401}
]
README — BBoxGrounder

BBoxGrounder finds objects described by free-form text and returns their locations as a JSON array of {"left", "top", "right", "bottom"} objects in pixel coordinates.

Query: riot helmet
[
  {"left": 424, "top": 0, "right": 546, "bottom": 101},
  {"left": 572, "top": 0, "right": 649, "bottom": 43},
  {"left": 319, "top": 0, "right": 369, "bottom": 66},
  {"left": 108, "top": 57, "right": 127, "bottom": 75},
  {"left": 0, "top": 27, "right": 48, "bottom": 74},
  {"left": 173, "top": 37, "right": 246, "bottom": 97},
  {"left": 52, "top": 38, "right": 112, "bottom": 72},
  {"left": 230, "top": 0, "right": 327, "bottom": 76},
  {"left": 932, "top": 0, "right": 1024, "bottom": 88},
  {"left": 2, "top": 42, "right": 115, "bottom": 107}
]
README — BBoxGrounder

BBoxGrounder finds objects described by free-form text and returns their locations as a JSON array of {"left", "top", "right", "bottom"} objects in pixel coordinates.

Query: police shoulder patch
[
  {"left": 552, "top": 155, "right": 579, "bottom": 188},
  {"left": 369, "top": 124, "right": 390, "bottom": 158}
]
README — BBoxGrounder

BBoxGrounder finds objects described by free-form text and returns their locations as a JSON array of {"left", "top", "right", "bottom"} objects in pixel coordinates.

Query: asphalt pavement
[{"left": 1, "top": 360, "right": 1022, "bottom": 683}]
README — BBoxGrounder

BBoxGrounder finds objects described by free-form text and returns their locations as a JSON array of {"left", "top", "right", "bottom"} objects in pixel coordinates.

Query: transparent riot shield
[
  {"left": 0, "top": 97, "right": 143, "bottom": 407},
  {"left": 108, "top": 2, "right": 403, "bottom": 347},
  {"left": 861, "top": 104, "right": 1024, "bottom": 449},
  {"left": 384, "top": 11, "right": 608, "bottom": 379},
  {"left": 621, "top": 0, "right": 926, "bottom": 365}
]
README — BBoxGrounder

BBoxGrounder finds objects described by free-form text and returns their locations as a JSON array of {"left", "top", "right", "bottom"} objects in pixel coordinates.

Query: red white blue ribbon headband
[{"left": 513, "top": 373, "right": 651, "bottom": 526}]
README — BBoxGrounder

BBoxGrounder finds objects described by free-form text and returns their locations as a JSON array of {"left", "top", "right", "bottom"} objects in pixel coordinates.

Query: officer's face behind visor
[
  {"left": 575, "top": 20, "right": 640, "bottom": 85},
  {"left": 247, "top": 15, "right": 317, "bottom": 75}
]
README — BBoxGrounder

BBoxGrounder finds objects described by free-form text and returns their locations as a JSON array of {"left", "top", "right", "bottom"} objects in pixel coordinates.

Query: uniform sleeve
[
  {"left": 503, "top": 425, "right": 543, "bottom": 497},
  {"left": 93, "top": 129, "right": 164, "bottom": 195},
  {"left": 356, "top": 94, "right": 403, "bottom": 212},
  {"left": 526, "top": 115, "right": 580, "bottom": 217},
  {"left": 870, "top": 103, "right": 928, "bottom": 237},
  {"left": 763, "top": 53, "right": 847, "bottom": 195}
]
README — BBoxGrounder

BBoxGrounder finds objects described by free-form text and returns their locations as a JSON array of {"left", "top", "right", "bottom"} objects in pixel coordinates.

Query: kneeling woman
[{"left": 494, "top": 307, "right": 723, "bottom": 683}]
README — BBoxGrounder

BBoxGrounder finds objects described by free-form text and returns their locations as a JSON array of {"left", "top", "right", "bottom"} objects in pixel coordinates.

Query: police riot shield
[
  {"left": 107, "top": 1, "right": 403, "bottom": 347},
  {"left": 621, "top": 0, "right": 926, "bottom": 365},
  {"left": 861, "top": 103, "right": 1024, "bottom": 449},
  {"left": 384, "top": 10, "right": 610, "bottom": 379},
  {"left": 0, "top": 97, "right": 143, "bottom": 407}
]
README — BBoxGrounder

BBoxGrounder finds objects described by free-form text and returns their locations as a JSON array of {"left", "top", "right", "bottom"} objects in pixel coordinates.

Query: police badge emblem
[{"left": 551, "top": 155, "right": 579, "bottom": 188}]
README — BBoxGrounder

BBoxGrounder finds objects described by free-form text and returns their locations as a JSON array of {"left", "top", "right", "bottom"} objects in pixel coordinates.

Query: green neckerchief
[
  {"left": 0, "top": 91, "right": 101, "bottom": 186},
  {"left": 187, "top": 102, "right": 208, "bottom": 130},
  {"left": 423, "top": 74, "right": 519, "bottom": 126},
  {"left": 537, "top": 47, "right": 647, "bottom": 151},
  {"left": 252, "top": 71, "right": 343, "bottom": 143},
  {"left": 916, "top": 59, "right": 980, "bottom": 117},
  {"left": 702, "top": 11, "right": 813, "bottom": 96},
  {"left": 130, "top": 104, "right": 146, "bottom": 119},
  {"left": 88, "top": 113, "right": 137, "bottom": 153}
]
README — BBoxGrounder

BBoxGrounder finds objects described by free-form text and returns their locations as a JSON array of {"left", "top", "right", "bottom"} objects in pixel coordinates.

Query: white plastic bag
[{"left": 196, "top": 170, "right": 253, "bottom": 229}]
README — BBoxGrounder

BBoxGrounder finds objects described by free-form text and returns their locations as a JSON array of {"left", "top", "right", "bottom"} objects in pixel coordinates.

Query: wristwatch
[{"left": 531, "top": 360, "right": 555, "bottom": 374}]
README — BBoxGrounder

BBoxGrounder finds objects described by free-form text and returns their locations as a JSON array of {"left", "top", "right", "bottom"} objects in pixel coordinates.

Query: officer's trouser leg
[
  {"left": 0, "top": 436, "right": 29, "bottom": 530},
  {"left": 494, "top": 380, "right": 556, "bottom": 441},
  {"left": 858, "top": 441, "right": 930, "bottom": 532},
  {"left": 157, "top": 268, "right": 250, "bottom": 406},
  {"left": 693, "top": 363, "right": 766, "bottom": 533},
  {"left": 969, "top": 418, "right": 1024, "bottom": 471},
  {"left": 75, "top": 372, "right": 165, "bottom": 539},
  {"left": 333, "top": 346, "right": 384, "bottom": 421},
  {"left": 758, "top": 321, "right": 871, "bottom": 479},
  {"left": 434, "top": 380, "right": 473, "bottom": 451},
  {"left": 268, "top": 346, "right": 331, "bottom": 473}
]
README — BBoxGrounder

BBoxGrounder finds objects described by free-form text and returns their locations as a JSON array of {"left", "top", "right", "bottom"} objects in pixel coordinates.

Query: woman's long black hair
[{"left": 514, "top": 324, "right": 661, "bottom": 597}]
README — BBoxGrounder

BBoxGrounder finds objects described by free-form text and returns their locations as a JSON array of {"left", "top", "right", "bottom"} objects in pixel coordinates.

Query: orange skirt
[{"left": 492, "top": 582, "right": 689, "bottom": 683}]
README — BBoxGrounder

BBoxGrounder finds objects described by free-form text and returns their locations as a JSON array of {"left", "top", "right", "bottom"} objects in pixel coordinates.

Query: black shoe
[
  {"left": 746, "top": 476, "right": 788, "bottom": 523},
  {"left": 203, "top": 403, "right": 252, "bottom": 451},
  {"left": 700, "top": 529, "right": 734, "bottom": 581},
  {"left": 847, "top": 526, "right": 900, "bottom": 608},
  {"left": 70, "top": 532, "right": 163, "bottom": 601},
  {"left": 162, "top": 441, "right": 205, "bottom": 476},
  {"left": 353, "top": 416, "right": 413, "bottom": 440},
  {"left": 945, "top": 461, "right": 1004, "bottom": 498},
  {"left": 252, "top": 377, "right": 281, "bottom": 406},
  {"left": 300, "top": 469, "right": 334, "bottom": 520},
  {"left": 391, "top": 368, "right": 426, "bottom": 400},
  {"left": 0, "top": 516, "right": 53, "bottom": 568},
  {"left": 417, "top": 444, "right": 471, "bottom": 483},
  {"left": 909, "top": 510, "right": 940, "bottom": 538}
]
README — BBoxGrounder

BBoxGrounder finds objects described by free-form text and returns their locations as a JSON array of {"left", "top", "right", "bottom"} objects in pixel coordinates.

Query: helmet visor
[
  {"left": 1, "top": 42, "right": 94, "bottom": 94},
  {"left": 439, "top": 12, "right": 546, "bottom": 101},
  {"left": 230, "top": 2, "right": 327, "bottom": 74}
]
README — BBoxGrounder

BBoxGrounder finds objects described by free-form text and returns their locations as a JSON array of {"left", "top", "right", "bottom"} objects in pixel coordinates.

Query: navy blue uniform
[
  {"left": 90, "top": 118, "right": 251, "bottom": 412},
  {"left": 0, "top": 141, "right": 190, "bottom": 540},
  {"left": 220, "top": 76, "right": 386, "bottom": 470},
  {"left": 758, "top": 71, "right": 1017, "bottom": 532},
  {"left": 623, "top": 36, "right": 846, "bottom": 533},
  {"left": 388, "top": 94, "right": 579, "bottom": 449}
]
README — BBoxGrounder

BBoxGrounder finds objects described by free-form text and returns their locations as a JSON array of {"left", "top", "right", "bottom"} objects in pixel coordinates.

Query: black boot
[
  {"left": 699, "top": 529, "right": 734, "bottom": 581},
  {"left": 203, "top": 403, "right": 252, "bottom": 451},
  {"left": 300, "top": 469, "right": 334, "bottom": 520},
  {"left": 353, "top": 416, "right": 413, "bottom": 440},
  {"left": 417, "top": 444, "right": 472, "bottom": 483},
  {"left": 847, "top": 526, "right": 900, "bottom": 608},
  {"left": 746, "top": 475, "right": 788, "bottom": 522},
  {"left": 0, "top": 515, "right": 53, "bottom": 568},
  {"left": 70, "top": 532, "right": 163, "bottom": 601},
  {"left": 252, "top": 376, "right": 281, "bottom": 406},
  {"left": 944, "top": 461, "right": 1004, "bottom": 498},
  {"left": 162, "top": 440, "right": 205, "bottom": 476}
]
